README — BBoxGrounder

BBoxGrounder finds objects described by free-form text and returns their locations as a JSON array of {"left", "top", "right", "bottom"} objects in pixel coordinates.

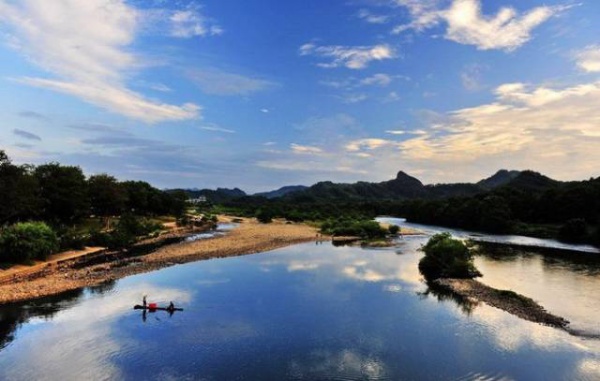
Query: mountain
[
  {"left": 478, "top": 170, "right": 521, "bottom": 189},
  {"left": 503, "top": 170, "right": 559, "bottom": 191},
  {"left": 255, "top": 185, "right": 308, "bottom": 199},
  {"left": 185, "top": 187, "right": 247, "bottom": 203},
  {"left": 285, "top": 169, "right": 559, "bottom": 202}
]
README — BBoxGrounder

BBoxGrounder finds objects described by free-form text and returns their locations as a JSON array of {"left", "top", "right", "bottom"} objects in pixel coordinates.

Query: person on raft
[
  {"left": 167, "top": 301, "right": 175, "bottom": 311},
  {"left": 143, "top": 295, "right": 147, "bottom": 308}
]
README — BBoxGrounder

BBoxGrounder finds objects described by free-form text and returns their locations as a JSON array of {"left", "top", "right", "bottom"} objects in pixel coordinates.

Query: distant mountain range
[
  {"left": 179, "top": 169, "right": 564, "bottom": 202},
  {"left": 254, "top": 185, "right": 309, "bottom": 199}
]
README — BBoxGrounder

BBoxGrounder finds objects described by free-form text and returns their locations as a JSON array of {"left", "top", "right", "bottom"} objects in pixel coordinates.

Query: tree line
[{"left": 0, "top": 150, "right": 188, "bottom": 263}]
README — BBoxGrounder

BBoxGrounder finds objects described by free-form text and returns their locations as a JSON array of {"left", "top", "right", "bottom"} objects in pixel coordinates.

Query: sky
[{"left": 0, "top": 0, "right": 599, "bottom": 192}]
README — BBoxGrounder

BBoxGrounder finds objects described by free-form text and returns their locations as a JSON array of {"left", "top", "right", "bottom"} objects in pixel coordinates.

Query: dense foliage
[
  {"left": 0, "top": 151, "right": 186, "bottom": 226},
  {"left": 0, "top": 150, "right": 189, "bottom": 262},
  {"left": 0, "top": 222, "right": 59, "bottom": 263},
  {"left": 320, "top": 218, "right": 387, "bottom": 239},
  {"left": 418, "top": 233, "right": 481, "bottom": 280}
]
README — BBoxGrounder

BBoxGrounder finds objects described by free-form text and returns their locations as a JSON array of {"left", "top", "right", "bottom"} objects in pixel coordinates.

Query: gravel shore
[
  {"left": 434, "top": 278, "right": 569, "bottom": 329},
  {"left": 0, "top": 218, "right": 318, "bottom": 304}
]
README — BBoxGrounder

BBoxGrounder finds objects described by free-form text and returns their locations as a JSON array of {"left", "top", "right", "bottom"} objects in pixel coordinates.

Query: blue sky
[{"left": 1, "top": 0, "right": 599, "bottom": 192}]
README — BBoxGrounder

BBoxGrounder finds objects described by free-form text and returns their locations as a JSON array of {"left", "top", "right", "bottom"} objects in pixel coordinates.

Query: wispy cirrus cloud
[
  {"left": 321, "top": 73, "right": 399, "bottom": 90},
  {"left": 392, "top": 0, "right": 568, "bottom": 51},
  {"left": 299, "top": 42, "right": 396, "bottom": 69},
  {"left": 17, "top": 110, "right": 48, "bottom": 120},
  {"left": 13, "top": 128, "right": 41, "bottom": 141},
  {"left": 187, "top": 67, "right": 278, "bottom": 96},
  {"left": 575, "top": 45, "right": 600, "bottom": 73},
  {"left": 290, "top": 143, "right": 323, "bottom": 155},
  {"left": 0, "top": 0, "right": 203, "bottom": 123},
  {"left": 169, "top": 8, "right": 223, "bottom": 38},
  {"left": 357, "top": 8, "right": 391, "bottom": 24},
  {"left": 198, "top": 124, "right": 236, "bottom": 134}
]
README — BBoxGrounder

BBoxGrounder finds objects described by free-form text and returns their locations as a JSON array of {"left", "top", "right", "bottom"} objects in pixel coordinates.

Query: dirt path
[{"left": 0, "top": 218, "right": 318, "bottom": 304}]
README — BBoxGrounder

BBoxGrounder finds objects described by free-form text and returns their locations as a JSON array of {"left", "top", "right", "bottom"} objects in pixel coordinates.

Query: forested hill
[{"left": 283, "top": 169, "right": 560, "bottom": 202}]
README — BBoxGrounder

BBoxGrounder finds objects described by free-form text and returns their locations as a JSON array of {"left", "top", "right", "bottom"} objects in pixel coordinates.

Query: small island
[{"left": 419, "top": 233, "right": 570, "bottom": 329}]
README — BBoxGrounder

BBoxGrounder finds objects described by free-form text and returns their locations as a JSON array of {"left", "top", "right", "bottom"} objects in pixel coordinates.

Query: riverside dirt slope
[{"left": 0, "top": 218, "right": 318, "bottom": 304}]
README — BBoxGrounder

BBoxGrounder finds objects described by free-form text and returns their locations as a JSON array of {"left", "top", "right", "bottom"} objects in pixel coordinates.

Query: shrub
[
  {"left": 0, "top": 222, "right": 59, "bottom": 263},
  {"left": 389, "top": 225, "right": 400, "bottom": 235},
  {"left": 256, "top": 209, "right": 273, "bottom": 223},
  {"left": 320, "top": 218, "right": 387, "bottom": 239},
  {"left": 418, "top": 232, "right": 481, "bottom": 280}
]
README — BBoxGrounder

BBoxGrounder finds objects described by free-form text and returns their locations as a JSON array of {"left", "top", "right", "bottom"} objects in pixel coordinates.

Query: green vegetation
[
  {"left": 320, "top": 218, "right": 387, "bottom": 239},
  {"left": 388, "top": 225, "right": 400, "bottom": 235},
  {"left": 0, "top": 150, "right": 190, "bottom": 265},
  {"left": 0, "top": 222, "right": 58, "bottom": 263},
  {"left": 88, "top": 214, "right": 163, "bottom": 250},
  {"left": 418, "top": 233, "right": 481, "bottom": 280}
]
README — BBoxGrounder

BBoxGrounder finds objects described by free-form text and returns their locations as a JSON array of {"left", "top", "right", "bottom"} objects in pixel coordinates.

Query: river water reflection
[{"left": 1, "top": 226, "right": 600, "bottom": 380}]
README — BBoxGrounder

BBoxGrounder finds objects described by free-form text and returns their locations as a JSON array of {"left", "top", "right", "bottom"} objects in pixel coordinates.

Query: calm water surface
[{"left": 1, "top": 222, "right": 600, "bottom": 380}]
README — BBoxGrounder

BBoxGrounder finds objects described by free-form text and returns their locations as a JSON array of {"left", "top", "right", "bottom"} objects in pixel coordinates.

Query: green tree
[
  {"left": 88, "top": 174, "right": 127, "bottom": 219},
  {"left": 0, "top": 151, "right": 40, "bottom": 224},
  {"left": 418, "top": 233, "right": 481, "bottom": 280},
  {"left": 34, "top": 163, "right": 89, "bottom": 224},
  {"left": 0, "top": 222, "right": 58, "bottom": 263},
  {"left": 388, "top": 225, "right": 400, "bottom": 235}
]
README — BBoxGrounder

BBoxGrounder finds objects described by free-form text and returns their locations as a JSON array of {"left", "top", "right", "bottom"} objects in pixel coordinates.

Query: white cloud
[
  {"left": 395, "top": 80, "right": 600, "bottom": 180},
  {"left": 290, "top": 143, "right": 323, "bottom": 155},
  {"left": 18, "top": 77, "right": 199, "bottom": 123},
  {"left": 357, "top": 9, "right": 391, "bottom": 24},
  {"left": 341, "top": 93, "right": 368, "bottom": 104},
  {"left": 392, "top": 0, "right": 442, "bottom": 33},
  {"left": 299, "top": 43, "right": 396, "bottom": 69},
  {"left": 385, "top": 130, "right": 407, "bottom": 135},
  {"left": 575, "top": 45, "right": 600, "bottom": 73},
  {"left": 345, "top": 138, "right": 396, "bottom": 152},
  {"left": 0, "top": 0, "right": 200, "bottom": 123},
  {"left": 393, "top": 0, "right": 566, "bottom": 51},
  {"left": 170, "top": 9, "right": 223, "bottom": 38},
  {"left": 443, "top": 0, "right": 557, "bottom": 51},
  {"left": 187, "top": 68, "right": 277, "bottom": 96},
  {"left": 360, "top": 73, "right": 393, "bottom": 87}
]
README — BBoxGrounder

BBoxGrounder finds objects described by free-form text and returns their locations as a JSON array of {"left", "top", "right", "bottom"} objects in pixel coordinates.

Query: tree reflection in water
[
  {"left": 419, "top": 281, "right": 479, "bottom": 316},
  {"left": 0, "top": 281, "right": 117, "bottom": 350}
]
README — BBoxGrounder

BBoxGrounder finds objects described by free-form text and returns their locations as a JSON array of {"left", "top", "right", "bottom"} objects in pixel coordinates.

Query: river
[{"left": 0, "top": 220, "right": 599, "bottom": 380}]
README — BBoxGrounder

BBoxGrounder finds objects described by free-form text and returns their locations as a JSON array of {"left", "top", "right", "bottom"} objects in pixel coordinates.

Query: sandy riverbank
[{"left": 0, "top": 218, "right": 318, "bottom": 305}]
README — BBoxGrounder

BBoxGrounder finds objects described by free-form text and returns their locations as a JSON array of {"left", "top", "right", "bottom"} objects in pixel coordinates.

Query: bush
[
  {"left": 0, "top": 222, "right": 59, "bottom": 263},
  {"left": 58, "top": 228, "right": 87, "bottom": 251},
  {"left": 418, "top": 232, "right": 481, "bottom": 280},
  {"left": 320, "top": 218, "right": 387, "bottom": 239},
  {"left": 256, "top": 209, "right": 273, "bottom": 223},
  {"left": 389, "top": 225, "right": 400, "bottom": 235}
]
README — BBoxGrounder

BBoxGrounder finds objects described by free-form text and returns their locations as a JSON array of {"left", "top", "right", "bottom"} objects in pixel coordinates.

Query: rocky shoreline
[
  {"left": 434, "top": 278, "right": 570, "bottom": 329},
  {"left": 0, "top": 218, "right": 318, "bottom": 305}
]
